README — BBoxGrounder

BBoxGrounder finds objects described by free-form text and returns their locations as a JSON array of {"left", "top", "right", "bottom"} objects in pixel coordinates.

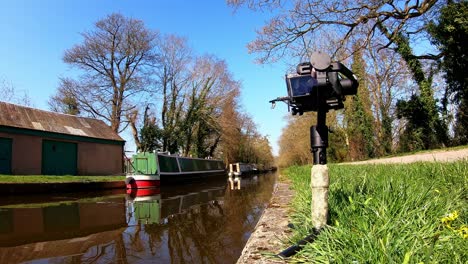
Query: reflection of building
[
  {"left": 0, "top": 196, "right": 127, "bottom": 263},
  {"left": 0, "top": 228, "right": 126, "bottom": 263},
  {"left": 0, "top": 102, "right": 124, "bottom": 175}
]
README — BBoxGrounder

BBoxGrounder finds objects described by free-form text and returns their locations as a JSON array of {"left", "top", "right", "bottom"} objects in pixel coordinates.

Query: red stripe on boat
[{"left": 126, "top": 180, "right": 160, "bottom": 189}]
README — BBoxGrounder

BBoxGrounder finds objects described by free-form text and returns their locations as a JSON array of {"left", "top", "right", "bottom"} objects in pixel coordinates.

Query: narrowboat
[
  {"left": 227, "top": 162, "right": 256, "bottom": 177},
  {"left": 126, "top": 152, "right": 226, "bottom": 189}
]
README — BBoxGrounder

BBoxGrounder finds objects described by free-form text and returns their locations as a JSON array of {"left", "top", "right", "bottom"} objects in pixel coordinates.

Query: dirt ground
[{"left": 236, "top": 147, "right": 468, "bottom": 264}]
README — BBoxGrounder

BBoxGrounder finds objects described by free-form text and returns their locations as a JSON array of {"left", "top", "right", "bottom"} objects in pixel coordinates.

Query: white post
[
  {"left": 228, "top": 177, "right": 234, "bottom": 190},
  {"left": 311, "top": 164, "right": 329, "bottom": 230}
]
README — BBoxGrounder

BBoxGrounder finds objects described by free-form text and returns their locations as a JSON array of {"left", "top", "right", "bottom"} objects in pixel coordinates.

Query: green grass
[
  {"left": 284, "top": 161, "right": 467, "bottom": 263},
  {"left": 0, "top": 175, "right": 125, "bottom": 183}
]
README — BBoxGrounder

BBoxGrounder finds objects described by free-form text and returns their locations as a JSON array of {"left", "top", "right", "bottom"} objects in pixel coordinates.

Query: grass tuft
[{"left": 284, "top": 161, "right": 467, "bottom": 263}]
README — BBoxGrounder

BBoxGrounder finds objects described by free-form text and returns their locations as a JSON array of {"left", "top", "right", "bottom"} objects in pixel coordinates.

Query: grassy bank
[
  {"left": 0, "top": 175, "right": 125, "bottom": 183},
  {"left": 284, "top": 161, "right": 467, "bottom": 263}
]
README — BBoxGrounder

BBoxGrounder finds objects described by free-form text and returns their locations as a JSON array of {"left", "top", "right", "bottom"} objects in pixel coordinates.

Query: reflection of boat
[
  {"left": 126, "top": 152, "right": 226, "bottom": 189},
  {"left": 228, "top": 176, "right": 241, "bottom": 190},
  {"left": 126, "top": 189, "right": 162, "bottom": 225},
  {"left": 126, "top": 179, "right": 226, "bottom": 224}
]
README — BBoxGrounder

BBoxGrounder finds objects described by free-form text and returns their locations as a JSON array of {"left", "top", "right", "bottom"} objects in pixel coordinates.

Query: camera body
[{"left": 276, "top": 52, "right": 359, "bottom": 115}]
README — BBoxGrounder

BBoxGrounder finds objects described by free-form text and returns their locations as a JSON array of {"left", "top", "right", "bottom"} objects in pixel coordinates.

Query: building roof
[{"left": 0, "top": 101, "right": 124, "bottom": 142}]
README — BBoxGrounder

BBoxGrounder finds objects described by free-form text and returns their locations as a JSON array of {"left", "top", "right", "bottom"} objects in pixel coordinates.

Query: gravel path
[{"left": 342, "top": 148, "right": 468, "bottom": 165}]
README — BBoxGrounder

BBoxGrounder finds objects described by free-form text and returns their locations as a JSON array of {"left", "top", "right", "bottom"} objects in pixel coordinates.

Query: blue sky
[{"left": 0, "top": 0, "right": 291, "bottom": 155}]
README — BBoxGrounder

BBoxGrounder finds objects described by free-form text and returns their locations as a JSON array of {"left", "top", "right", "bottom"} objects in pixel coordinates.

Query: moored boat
[
  {"left": 227, "top": 162, "right": 256, "bottom": 177},
  {"left": 126, "top": 152, "right": 160, "bottom": 189},
  {"left": 126, "top": 185, "right": 161, "bottom": 197},
  {"left": 126, "top": 152, "right": 226, "bottom": 189}
]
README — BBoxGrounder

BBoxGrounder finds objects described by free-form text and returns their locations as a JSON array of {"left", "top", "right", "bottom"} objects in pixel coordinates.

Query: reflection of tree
[
  {"left": 79, "top": 234, "right": 128, "bottom": 264},
  {"left": 224, "top": 174, "right": 277, "bottom": 239},
  {"left": 166, "top": 202, "right": 225, "bottom": 263},
  {"left": 114, "top": 233, "right": 128, "bottom": 264},
  {"left": 144, "top": 224, "right": 164, "bottom": 255},
  {"left": 122, "top": 211, "right": 166, "bottom": 260},
  {"left": 152, "top": 173, "right": 277, "bottom": 263},
  {"left": 78, "top": 242, "right": 119, "bottom": 264}
]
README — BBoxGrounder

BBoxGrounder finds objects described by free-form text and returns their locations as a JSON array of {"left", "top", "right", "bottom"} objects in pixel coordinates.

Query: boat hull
[
  {"left": 126, "top": 175, "right": 160, "bottom": 189},
  {"left": 126, "top": 187, "right": 161, "bottom": 199}
]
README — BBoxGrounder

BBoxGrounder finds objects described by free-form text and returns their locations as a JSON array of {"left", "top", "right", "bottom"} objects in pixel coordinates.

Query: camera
[{"left": 271, "top": 52, "right": 359, "bottom": 115}]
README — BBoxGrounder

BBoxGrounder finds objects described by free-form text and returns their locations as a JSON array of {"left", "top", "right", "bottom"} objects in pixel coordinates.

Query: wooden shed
[{"left": 0, "top": 102, "right": 125, "bottom": 175}]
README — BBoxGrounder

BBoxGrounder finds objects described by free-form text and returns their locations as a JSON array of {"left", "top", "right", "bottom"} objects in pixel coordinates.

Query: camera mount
[
  {"left": 270, "top": 51, "right": 358, "bottom": 114},
  {"left": 270, "top": 52, "right": 359, "bottom": 164}
]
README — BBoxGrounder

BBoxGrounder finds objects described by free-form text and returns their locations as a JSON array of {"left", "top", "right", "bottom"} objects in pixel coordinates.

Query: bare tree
[
  {"left": 1, "top": 78, "right": 33, "bottom": 106},
  {"left": 1, "top": 78, "right": 16, "bottom": 102},
  {"left": 48, "top": 79, "right": 80, "bottom": 115},
  {"left": 228, "top": 0, "right": 443, "bottom": 62},
  {"left": 153, "top": 34, "right": 192, "bottom": 153},
  {"left": 230, "top": 0, "right": 449, "bottom": 151},
  {"left": 51, "top": 13, "right": 158, "bottom": 133},
  {"left": 115, "top": 31, "right": 274, "bottom": 160},
  {"left": 127, "top": 108, "right": 142, "bottom": 150},
  {"left": 278, "top": 113, "right": 314, "bottom": 167},
  {"left": 366, "top": 41, "right": 412, "bottom": 154},
  {"left": 183, "top": 55, "right": 242, "bottom": 158}
]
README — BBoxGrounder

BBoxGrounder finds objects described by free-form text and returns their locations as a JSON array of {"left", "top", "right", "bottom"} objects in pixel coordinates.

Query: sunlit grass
[
  {"left": 284, "top": 161, "right": 467, "bottom": 263},
  {"left": 0, "top": 175, "right": 125, "bottom": 183}
]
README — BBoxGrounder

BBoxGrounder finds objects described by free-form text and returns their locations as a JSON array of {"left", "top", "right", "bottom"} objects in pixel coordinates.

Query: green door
[
  {"left": 0, "top": 138, "right": 12, "bottom": 174},
  {"left": 42, "top": 140, "right": 77, "bottom": 175}
]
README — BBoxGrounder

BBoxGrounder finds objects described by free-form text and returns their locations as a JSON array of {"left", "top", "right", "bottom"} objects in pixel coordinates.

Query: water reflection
[{"left": 0, "top": 172, "right": 277, "bottom": 263}]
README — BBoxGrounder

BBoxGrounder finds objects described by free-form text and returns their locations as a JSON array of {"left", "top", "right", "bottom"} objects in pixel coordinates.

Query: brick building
[{"left": 0, "top": 102, "right": 125, "bottom": 175}]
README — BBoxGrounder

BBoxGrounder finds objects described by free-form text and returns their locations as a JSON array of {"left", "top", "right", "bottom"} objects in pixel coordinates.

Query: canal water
[{"left": 0, "top": 172, "right": 277, "bottom": 263}]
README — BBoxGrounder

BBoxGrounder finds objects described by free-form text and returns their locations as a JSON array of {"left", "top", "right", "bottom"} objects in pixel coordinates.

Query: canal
[{"left": 0, "top": 172, "right": 277, "bottom": 263}]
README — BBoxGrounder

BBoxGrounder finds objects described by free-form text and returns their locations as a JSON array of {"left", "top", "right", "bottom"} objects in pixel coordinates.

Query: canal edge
[
  {"left": 0, "top": 181, "right": 125, "bottom": 195},
  {"left": 236, "top": 175, "right": 294, "bottom": 264}
]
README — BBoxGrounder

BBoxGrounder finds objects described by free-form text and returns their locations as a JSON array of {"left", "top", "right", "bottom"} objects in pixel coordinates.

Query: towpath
[
  {"left": 236, "top": 180, "right": 292, "bottom": 264},
  {"left": 342, "top": 147, "right": 468, "bottom": 165}
]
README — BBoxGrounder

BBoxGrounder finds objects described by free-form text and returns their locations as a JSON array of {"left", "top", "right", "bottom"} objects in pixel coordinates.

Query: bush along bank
[{"left": 284, "top": 161, "right": 467, "bottom": 263}]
